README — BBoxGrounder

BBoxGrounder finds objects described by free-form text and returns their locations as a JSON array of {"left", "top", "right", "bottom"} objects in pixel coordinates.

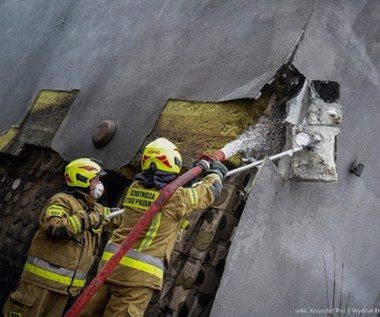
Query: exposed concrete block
[
  {"left": 174, "top": 258, "right": 202, "bottom": 289},
  {"left": 190, "top": 209, "right": 223, "bottom": 259},
  {"left": 168, "top": 287, "right": 190, "bottom": 312},
  {"left": 211, "top": 183, "right": 240, "bottom": 212},
  {"left": 289, "top": 125, "right": 340, "bottom": 181},
  {"left": 208, "top": 242, "right": 229, "bottom": 267},
  {"left": 166, "top": 250, "right": 186, "bottom": 279},
  {"left": 157, "top": 276, "right": 175, "bottom": 308},
  {"left": 193, "top": 263, "right": 221, "bottom": 295},
  {"left": 214, "top": 213, "right": 239, "bottom": 243},
  {"left": 189, "top": 232, "right": 213, "bottom": 260},
  {"left": 185, "top": 295, "right": 203, "bottom": 317}
]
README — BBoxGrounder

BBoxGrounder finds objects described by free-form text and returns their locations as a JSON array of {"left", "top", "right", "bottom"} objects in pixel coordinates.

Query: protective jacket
[
  {"left": 100, "top": 173, "right": 223, "bottom": 290},
  {"left": 20, "top": 190, "right": 118, "bottom": 296}
]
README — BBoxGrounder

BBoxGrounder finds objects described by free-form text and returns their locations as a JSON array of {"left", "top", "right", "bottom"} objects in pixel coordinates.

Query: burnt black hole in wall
[{"left": 311, "top": 80, "right": 340, "bottom": 103}]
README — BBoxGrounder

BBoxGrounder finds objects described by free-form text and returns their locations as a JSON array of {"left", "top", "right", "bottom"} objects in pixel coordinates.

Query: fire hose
[
  {"left": 64, "top": 137, "right": 314, "bottom": 316},
  {"left": 64, "top": 150, "right": 226, "bottom": 317}
]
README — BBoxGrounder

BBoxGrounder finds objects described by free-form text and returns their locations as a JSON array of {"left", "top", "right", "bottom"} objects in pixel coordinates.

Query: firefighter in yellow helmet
[
  {"left": 2, "top": 158, "right": 121, "bottom": 317},
  {"left": 79, "top": 137, "right": 228, "bottom": 317}
]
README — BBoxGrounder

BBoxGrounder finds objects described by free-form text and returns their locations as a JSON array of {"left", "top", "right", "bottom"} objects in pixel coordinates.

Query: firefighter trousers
[
  {"left": 78, "top": 282, "right": 154, "bottom": 317},
  {"left": 2, "top": 282, "right": 69, "bottom": 317}
]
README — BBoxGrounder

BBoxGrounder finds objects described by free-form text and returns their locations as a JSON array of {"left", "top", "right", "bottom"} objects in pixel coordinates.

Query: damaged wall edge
[
  {"left": 278, "top": 76, "right": 342, "bottom": 182},
  {"left": 286, "top": 1, "right": 316, "bottom": 66}
]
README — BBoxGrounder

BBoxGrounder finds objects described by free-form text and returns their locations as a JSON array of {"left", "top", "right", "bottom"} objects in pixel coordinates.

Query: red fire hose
[{"left": 64, "top": 150, "right": 226, "bottom": 317}]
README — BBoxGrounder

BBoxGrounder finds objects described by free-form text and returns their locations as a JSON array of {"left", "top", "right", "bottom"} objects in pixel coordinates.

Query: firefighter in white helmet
[
  {"left": 79, "top": 137, "right": 228, "bottom": 317},
  {"left": 2, "top": 158, "right": 121, "bottom": 317}
]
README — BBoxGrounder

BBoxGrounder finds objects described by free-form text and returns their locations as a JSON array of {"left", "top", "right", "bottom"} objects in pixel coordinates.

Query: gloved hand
[
  {"left": 87, "top": 211, "right": 104, "bottom": 230},
  {"left": 195, "top": 159, "right": 210, "bottom": 172},
  {"left": 208, "top": 161, "right": 228, "bottom": 181},
  {"left": 101, "top": 207, "right": 112, "bottom": 226}
]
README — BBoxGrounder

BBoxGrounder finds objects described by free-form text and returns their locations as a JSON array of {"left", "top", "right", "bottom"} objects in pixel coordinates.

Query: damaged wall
[
  {"left": 212, "top": 1, "right": 380, "bottom": 316},
  {"left": 0, "top": 0, "right": 314, "bottom": 170},
  {"left": 0, "top": 1, "right": 380, "bottom": 316},
  {"left": 281, "top": 79, "right": 342, "bottom": 182}
]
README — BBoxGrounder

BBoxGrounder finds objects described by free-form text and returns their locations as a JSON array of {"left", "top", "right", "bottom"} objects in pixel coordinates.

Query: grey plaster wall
[
  {"left": 212, "top": 158, "right": 380, "bottom": 316},
  {"left": 212, "top": 2, "right": 380, "bottom": 315},
  {"left": 0, "top": 0, "right": 313, "bottom": 169}
]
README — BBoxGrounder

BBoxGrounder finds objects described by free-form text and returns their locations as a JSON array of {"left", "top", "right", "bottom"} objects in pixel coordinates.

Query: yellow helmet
[
  {"left": 64, "top": 158, "right": 106, "bottom": 188},
  {"left": 141, "top": 138, "right": 182, "bottom": 174}
]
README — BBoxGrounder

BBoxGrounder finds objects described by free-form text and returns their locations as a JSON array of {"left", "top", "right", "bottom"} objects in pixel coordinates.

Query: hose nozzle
[{"left": 210, "top": 150, "right": 226, "bottom": 161}]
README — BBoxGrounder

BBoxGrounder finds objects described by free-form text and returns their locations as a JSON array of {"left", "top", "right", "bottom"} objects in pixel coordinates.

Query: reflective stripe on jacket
[
  {"left": 101, "top": 173, "right": 222, "bottom": 290},
  {"left": 102, "top": 244, "right": 164, "bottom": 279},
  {"left": 21, "top": 191, "right": 108, "bottom": 296},
  {"left": 24, "top": 256, "right": 87, "bottom": 288}
]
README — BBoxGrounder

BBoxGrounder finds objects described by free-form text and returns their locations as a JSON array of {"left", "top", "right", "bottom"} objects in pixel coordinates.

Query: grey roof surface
[
  {"left": 212, "top": 1, "right": 380, "bottom": 316},
  {"left": 0, "top": 0, "right": 313, "bottom": 169}
]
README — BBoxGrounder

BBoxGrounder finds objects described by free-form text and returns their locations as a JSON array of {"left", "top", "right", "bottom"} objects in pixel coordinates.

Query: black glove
[
  {"left": 195, "top": 159, "right": 210, "bottom": 172},
  {"left": 208, "top": 161, "right": 228, "bottom": 180}
]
